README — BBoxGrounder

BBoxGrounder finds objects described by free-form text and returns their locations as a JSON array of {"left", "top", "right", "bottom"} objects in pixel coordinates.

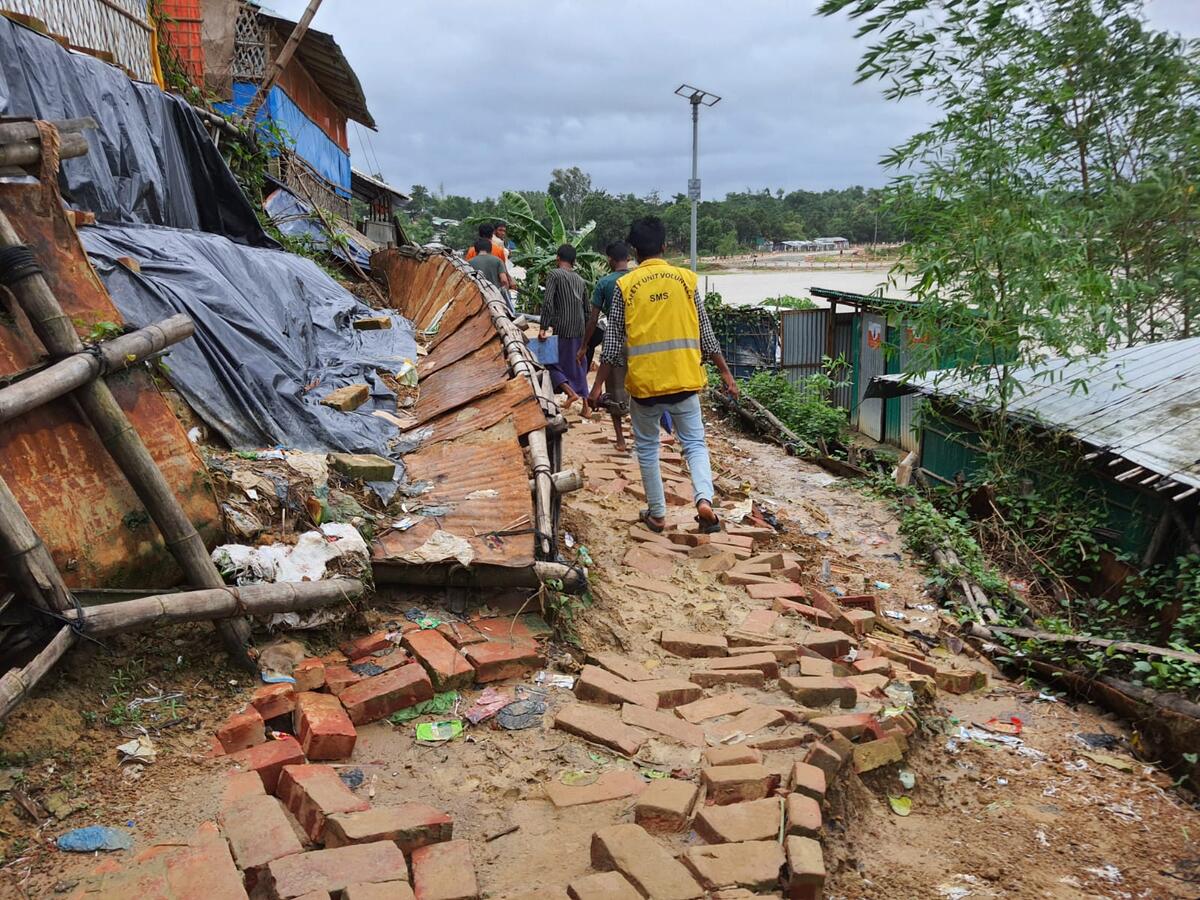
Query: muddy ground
[{"left": 0, "top": 411, "right": 1197, "bottom": 898}]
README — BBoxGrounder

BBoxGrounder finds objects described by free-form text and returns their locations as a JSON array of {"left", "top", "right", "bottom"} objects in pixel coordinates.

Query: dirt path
[{"left": 1, "top": 414, "right": 1197, "bottom": 898}]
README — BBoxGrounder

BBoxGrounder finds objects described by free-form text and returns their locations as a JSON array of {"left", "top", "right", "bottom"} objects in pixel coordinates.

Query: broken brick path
[{"left": 35, "top": 412, "right": 1200, "bottom": 899}]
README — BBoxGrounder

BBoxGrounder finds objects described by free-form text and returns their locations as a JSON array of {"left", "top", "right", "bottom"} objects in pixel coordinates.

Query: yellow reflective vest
[{"left": 617, "top": 259, "right": 705, "bottom": 399}]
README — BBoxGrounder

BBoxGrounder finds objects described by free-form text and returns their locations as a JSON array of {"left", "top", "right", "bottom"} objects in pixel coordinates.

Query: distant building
[
  {"left": 351, "top": 168, "right": 410, "bottom": 246},
  {"left": 160, "top": 0, "right": 376, "bottom": 219},
  {"left": 770, "top": 237, "right": 851, "bottom": 252}
]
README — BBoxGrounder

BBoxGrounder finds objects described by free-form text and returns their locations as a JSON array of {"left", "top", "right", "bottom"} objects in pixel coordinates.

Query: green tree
[
  {"left": 548, "top": 166, "right": 594, "bottom": 231},
  {"left": 819, "top": 0, "right": 1200, "bottom": 415}
]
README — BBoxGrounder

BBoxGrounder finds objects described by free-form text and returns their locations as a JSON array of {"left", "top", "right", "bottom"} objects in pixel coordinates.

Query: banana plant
[{"left": 467, "top": 192, "right": 606, "bottom": 311}]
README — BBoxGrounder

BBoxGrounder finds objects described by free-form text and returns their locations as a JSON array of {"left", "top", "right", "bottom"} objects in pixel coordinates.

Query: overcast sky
[{"left": 265, "top": 0, "right": 1199, "bottom": 200}]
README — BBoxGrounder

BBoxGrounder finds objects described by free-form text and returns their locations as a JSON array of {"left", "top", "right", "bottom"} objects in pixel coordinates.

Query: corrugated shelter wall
[
  {"left": 780, "top": 308, "right": 828, "bottom": 386},
  {"left": 369, "top": 248, "right": 559, "bottom": 574},
  {"left": 2, "top": 1, "right": 157, "bottom": 82}
]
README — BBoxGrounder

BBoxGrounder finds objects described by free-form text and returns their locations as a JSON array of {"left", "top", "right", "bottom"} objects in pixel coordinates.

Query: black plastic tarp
[
  {"left": 82, "top": 222, "right": 417, "bottom": 458},
  {"left": 0, "top": 16, "right": 270, "bottom": 245}
]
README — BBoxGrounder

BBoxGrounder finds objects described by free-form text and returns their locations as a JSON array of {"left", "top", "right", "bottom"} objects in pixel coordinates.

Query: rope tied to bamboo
[{"left": 0, "top": 245, "right": 41, "bottom": 287}]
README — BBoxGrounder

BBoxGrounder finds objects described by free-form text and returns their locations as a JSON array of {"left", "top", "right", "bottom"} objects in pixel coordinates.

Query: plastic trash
[
  {"left": 497, "top": 696, "right": 547, "bottom": 730},
  {"left": 888, "top": 795, "right": 912, "bottom": 816},
  {"left": 115, "top": 736, "right": 156, "bottom": 766},
  {"left": 57, "top": 826, "right": 133, "bottom": 852},
  {"left": 415, "top": 720, "right": 463, "bottom": 742},
  {"left": 338, "top": 768, "right": 365, "bottom": 790},
  {"left": 533, "top": 671, "right": 576, "bottom": 689},
  {"left": 389, "top": 691, "right": 458, "bottom": 724},
  {"left": 898, "top": 769, "right": 916, "bottom": 790},
  {"left": 874, "top": 581, "right": 891, "bottom": 590},
  {"left": 465, "top": 687, "right": 512, "bottom": 725}
]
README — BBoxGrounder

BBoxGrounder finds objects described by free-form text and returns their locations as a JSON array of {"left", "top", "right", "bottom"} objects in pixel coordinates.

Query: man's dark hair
[
  {"left": 605, "top": 240, "right": 630, "bottom": 263},
  {"left": 557, "top": 243, "right": 577, "bottom": 264},
  {"left": 473, "top": 238, "right": 491, "bottom": 254},
  {"left": 627, "top": 217, "right": 666, "bottom": 259},
  {"left": 493, "top": 222, "right": 507, "bottom": 232},
  {"left": 478, "top": 223, "right": 495, "bottom": 239}
]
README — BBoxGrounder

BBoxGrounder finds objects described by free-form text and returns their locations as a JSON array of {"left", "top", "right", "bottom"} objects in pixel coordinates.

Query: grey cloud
[{"left": 263, "top": 0, "right": 1198, "bottom": 198}]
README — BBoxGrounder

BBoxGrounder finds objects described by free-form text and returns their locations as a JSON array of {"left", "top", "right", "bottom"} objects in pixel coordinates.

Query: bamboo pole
[
  {"left": 978, "top": 624, "right": 1200, "bottom": 666},
  {"left": 0, "top": 475, "right": 75, "bottom": 615},
  {"left": 374, "top": 560, "right": 587, "bottom": 594},
  {"left": 0, "top": 315, "right": 193, "bottom": 426},
  {"left": 0, "top": 132, "right": 89, "bottom": 168},
  {"left": 0, "top": 117, "right": 96, "bottom": 144},
  {"left": 0, "top": 625, "right": 72, "bottom": 721},
  {"left": 60, "top": 577, "right": 363, "bottom": 637},
  {"left": 0, "top": 208, "right": 253, "bottom": 667}
]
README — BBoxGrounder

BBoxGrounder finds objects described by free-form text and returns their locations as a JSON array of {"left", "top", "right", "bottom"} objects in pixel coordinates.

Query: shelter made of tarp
[
  {"left": 264, "top": 185, "right": 374, "bottom": 271},
  {"left": 0, "top": 15, "right": 270, "bottom": 245},
  {"left": 0, "top": 13, "right": 419, "bottom": 462},
  {"left": 218, "top": 81, "right": 351, "bottom": 196}
]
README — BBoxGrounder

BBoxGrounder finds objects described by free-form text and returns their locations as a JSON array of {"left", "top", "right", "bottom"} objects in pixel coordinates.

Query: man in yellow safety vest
[{"left": 589, "top": 216, "right": 739, "bottom": 534}]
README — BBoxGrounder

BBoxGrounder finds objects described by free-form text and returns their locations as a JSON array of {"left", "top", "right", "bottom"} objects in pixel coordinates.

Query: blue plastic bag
[
  {"left": 57, "top": 826, "right": 134, "bottom": 852},
  {"left": 529, "top": 335, "right": 559, "bottom": 366}
]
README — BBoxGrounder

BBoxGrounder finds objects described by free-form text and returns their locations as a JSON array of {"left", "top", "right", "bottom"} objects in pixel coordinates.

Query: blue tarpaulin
[
  {"left": 217, "top": 81, "right": 351, "bottom": 196},
  {"left": 264, "top": 186, "right": 372, "bottom": 270}
]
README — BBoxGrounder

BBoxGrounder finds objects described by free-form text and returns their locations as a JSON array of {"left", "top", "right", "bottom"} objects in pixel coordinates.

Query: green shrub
[{"left": 740, "top": 367, "right": 847, "bottom": 449}]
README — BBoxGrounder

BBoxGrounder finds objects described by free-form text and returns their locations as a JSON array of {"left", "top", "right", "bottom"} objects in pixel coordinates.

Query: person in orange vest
[{"left": 589, "top": 216, "right": 738, "bottom": 534}]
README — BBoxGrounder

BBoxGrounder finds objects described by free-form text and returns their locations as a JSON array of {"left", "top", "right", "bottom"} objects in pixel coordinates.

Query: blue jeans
[{"left": 629, "top": 392, "right": 714, "bottom": 518}]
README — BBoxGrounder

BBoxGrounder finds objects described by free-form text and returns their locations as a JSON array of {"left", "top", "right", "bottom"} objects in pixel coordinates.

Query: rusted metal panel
[
  {"left": 0, "top": 183, "right": 221, "bottom": 588},
  {"left": 424, "top": 377, "right": 545, "bottom": 446},
  {"left": 411, "top": 339, "right": 507, "bottom": 426},
  {"left": 373, "top": 419, "right": 534, "bottom": 568},
  {"left": 417, "top": 310, "right": 494, "bottom": 380}
]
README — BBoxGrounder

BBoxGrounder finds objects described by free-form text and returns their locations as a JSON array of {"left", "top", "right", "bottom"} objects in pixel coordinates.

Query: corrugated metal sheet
[
  {"left": 780, "top": 308, "right": 828, "bottom": 386},
  {"left": 832, "top": 314, "right": 854, "bottom": 413},
  {"left": 0, "top": 182, "right": 220, "bottom": 588},
  {"left": 370, "top": 248, "right": 556, "bottom": 569},
  {"left": 877, "top": 337, "right": 1200, "bottom": 489}
]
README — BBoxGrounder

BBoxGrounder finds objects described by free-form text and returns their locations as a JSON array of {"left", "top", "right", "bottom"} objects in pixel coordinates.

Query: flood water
[{"left": 699, "top": 266, "right": 913, "bottom": 307}]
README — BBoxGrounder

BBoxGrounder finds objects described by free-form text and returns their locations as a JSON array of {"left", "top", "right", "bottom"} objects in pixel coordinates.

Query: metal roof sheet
[
  {"left": 257, "top": 10, "right": 375, "bottom": 128},
  {"left": 876, "top": 337, "right": 1200, "bottom": 489},
  {"left": 351, "top": 168, "right": 408, "bottom": 202}
]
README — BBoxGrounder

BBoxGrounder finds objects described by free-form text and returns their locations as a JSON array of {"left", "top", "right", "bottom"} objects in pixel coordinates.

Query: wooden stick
[
  {"left": 0, "top": 625, "right": 73, "bottom": 721},
  {"left": 0, "top": 209, "right": 253, "bottom": 667},
  {"left": 984, "top": 624, "right": 1200, "bottom": 665},
  {"left": 0, "top": 117, "right": 96, "bottom": 144},
  {"left": 60, "top": 578, "right": 363, "bottom": 636},
  {"left": 0, "top": 475, "right": 75, "bottom": 614},
  {"left": 0, "top": 314, "right": 193, "bottom": 426},
  {"left": 0, "top": 132, "right": 89, "bottom": 168},
  {"left": 239, "top": 0, "right": 324, "bottom": 123}
]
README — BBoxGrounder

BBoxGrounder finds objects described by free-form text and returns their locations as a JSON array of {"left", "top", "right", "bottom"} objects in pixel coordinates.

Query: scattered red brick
[
  {"left": 325, "top": 664, "right": 365, "bottom": 696},
  {"left": 703, "top": 746, "right": 763, "bottom": 767},
  {"left": 689, "top": 668, "right": 765, "bottom": 688},
  {"left": 789, "top": 761, "right": 827, "bottom": 803},
  {"left": 745, "top": 582, "right": 805, "bottom": 601},
  {"left": 589, "top": 652, "right": 655, "bottom": 682},
  {"left": 293, "top": 690, "right": 357, "bottom": 760},
  {"left": 675, "top": 693, "right": 753, "bottom": 724},
  {"left": 215, "top": 705, "right": 265, "bottom": 754},
  {"left": 634, "top": 778, "right": 699, "bottom": 832},
  {"left": 462, "top": 641, "right": 542, "bottom": 682},
  {"left": 590, "top": 824, "right": 704, "bottom": 899},
  {"left": 700, "top": 653, "right": 778, "bottom": 678},
  {"left": 694, "top": 797, "right": 780, "bottom": 843},
  {"left": 339, "top": 664, "right": 434, "bottom": 725},
  {"left": 700, "top": 764, "right": 779, "bottom": 805},
  {"left": 658, "top": 630, "right": 728, "bottom": 658},
  {"left": 705, "top": 705, "right": 787, "bottom": 743},
  {"left": 325, "top": 802, "right": 453, "bottom": 853},
  {"left": 250, "top": 682, "right": 295, "bottom": 721},
  {"left": 620, "top": 703, "right": 705, "bottom": 747},
  {"left": 785, "top": 793, "right": 822, "bottom": 838},
  {"left": 567, "top": 871, "right": 642, "bottom": 900},
  {"left": 278, "top": 763, "right": 370, "bottom": 842},
  {"left": 229, "top": 735, "right": 304, "bottom": 793},
  {"left": 545, "top": 770, "right": 647, "bottom": 808},
  {"left": 410, "top": 839, "right": 479, "bottom": 900},
  {"left": 784, "top": 835, "right": 825, "bottom": 900},
  {"left": 575, "top": 665, "right": 658, "bottom": 708},
  {"left": 640, "top": 677, "right": 704, "bottom": 708},
  {"left": 852, "top": 735, "right": 905, "bottom": 773},
  {"left": 402, "top": 629, "right": 476, "bottom": 691},
  {"left": 772, "top": 598, "right": 835, "bottom": 626},
  {"left": 553, "top": 703, "right": 646, "bottom": 757},
  {"left": 682, "top": 840, "right": 785, "bottom": 893},
  {"left": 341, "top": 631, "right": 394, "bottom": 660},
  {"left": 217, "top": 794, "right": 304, "bottom": 885},
  {"left": 265, "top": 841, "right": 410, "bottom": 899},
  {"left": 293, "top": 657, "right": 326, "bottom": 691},
  {"left": 779, "top": 676, "right": 857, "bottom": 709},
  {"left": 808, "top": 712, "right": 877, "bottom": 740}
]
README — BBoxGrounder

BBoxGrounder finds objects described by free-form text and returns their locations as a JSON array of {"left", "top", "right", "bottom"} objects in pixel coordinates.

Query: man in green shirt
[
  {"left": 579, "top": 241, "right": 632, "bottom": 450},
  {"left": 467, "top": 239, "right": 511, "bottom": 292}
]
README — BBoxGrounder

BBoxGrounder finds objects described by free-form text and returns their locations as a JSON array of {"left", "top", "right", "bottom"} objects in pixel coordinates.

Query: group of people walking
[{"left": 470, "top": 215, "right": 740, "bottom": 535}]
